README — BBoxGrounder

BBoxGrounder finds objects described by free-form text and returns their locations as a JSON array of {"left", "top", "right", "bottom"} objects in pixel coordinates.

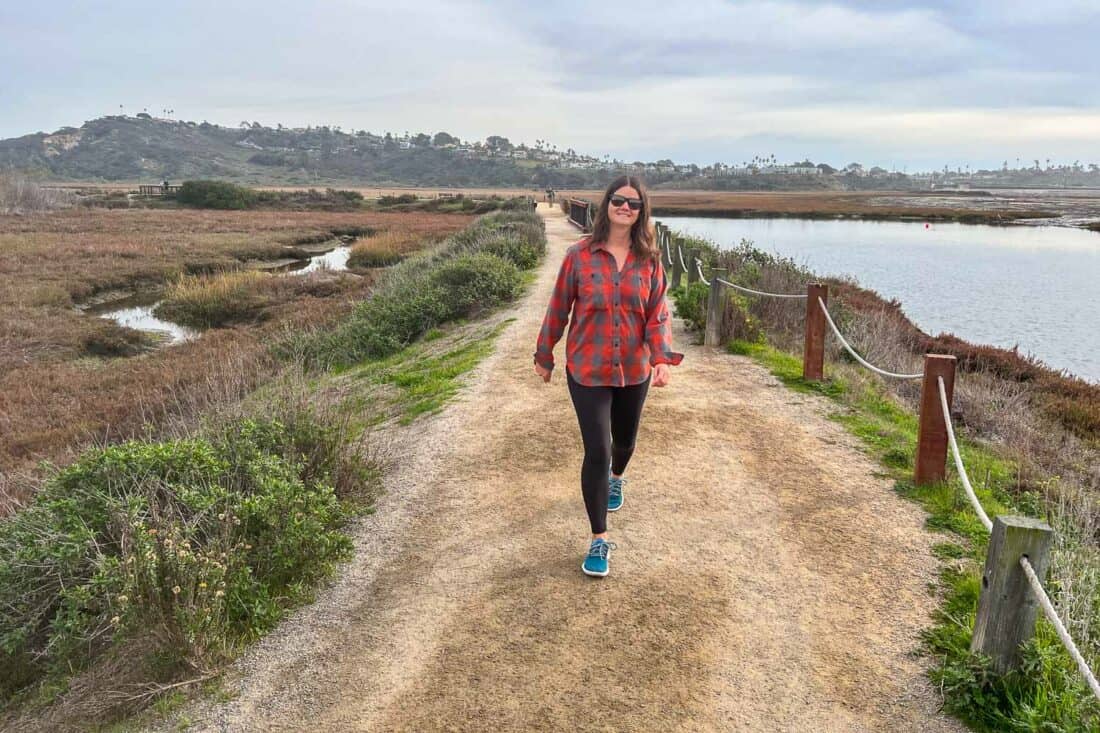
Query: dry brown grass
[
  {"left": 347, "top": 230, "right": 430, "bottom": 269},
  {"left": 0, "top": 174, "right": 75, "bottom": 214},
  {"left": 0, "top": 207, "right": 472, "bottom": 495}
]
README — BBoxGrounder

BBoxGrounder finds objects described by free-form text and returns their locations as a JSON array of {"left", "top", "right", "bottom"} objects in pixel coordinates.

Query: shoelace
[
  {"left": 609, "top": 476, "right": 625, "bottom": 499},
  {"left": 587, "top": 540, "right": 617, "bottom": 559}
]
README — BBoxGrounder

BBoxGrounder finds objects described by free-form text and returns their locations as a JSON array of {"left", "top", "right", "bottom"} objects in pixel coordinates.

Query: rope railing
[
  {"left": 664, "top": 236, "right": 673, "bottom": 268},
  {"left": 714, "top": 277, "right": 807, "bottom": 299},
  {"left": 937, "top": 376, "right": 993, "bottom": 532},
  {"left": 818, "top": 297, "right": 924, "bottom": 380},
  {"left": 677, "top": 242, "right": 688, "bottom": 273},
  {"left": 695, "top": 258, "right": 710, "bottom": 286},
  {"left": 937, "top": 380, "right": 1100, "bottom": 703}
]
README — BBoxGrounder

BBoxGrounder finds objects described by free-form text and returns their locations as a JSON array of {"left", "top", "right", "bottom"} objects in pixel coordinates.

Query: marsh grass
[
  {"left": 156, "top": 270, "right": 272, "bottom": 328},
  {"left": 0, "top": 208, "right": 471, "bottom": 479},
  {"left": 347, "top": 230, "right": 425, "bottom": 269}
]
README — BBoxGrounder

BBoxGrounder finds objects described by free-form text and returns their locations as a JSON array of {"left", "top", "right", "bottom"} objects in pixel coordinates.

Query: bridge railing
[
  {"left": 651, "top": 219, "right": 1100, "bottom": 702},
  {"left": 565, "top": 198, "right": 596, "bottom": 232},
  {"left": 136, "top": 185, "right": 182, "bottom": 196}
]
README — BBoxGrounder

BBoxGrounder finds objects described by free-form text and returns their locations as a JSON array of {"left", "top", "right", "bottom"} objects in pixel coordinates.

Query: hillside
[{"left": 0, "top": 116, "right": 612, "bottom": 188}]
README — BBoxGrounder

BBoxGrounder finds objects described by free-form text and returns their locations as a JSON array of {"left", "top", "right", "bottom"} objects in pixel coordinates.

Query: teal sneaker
[
  {"left": 608, "top": 472, "right": 625, "bottom": 512},
  {"left": 582, "top": 538, "right": 617, "bottom": 577}
]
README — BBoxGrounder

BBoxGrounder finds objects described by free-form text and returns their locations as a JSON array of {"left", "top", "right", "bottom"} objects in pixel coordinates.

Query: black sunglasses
[{"left": 609, "top": 194, "right": 643, "bottom": 211}]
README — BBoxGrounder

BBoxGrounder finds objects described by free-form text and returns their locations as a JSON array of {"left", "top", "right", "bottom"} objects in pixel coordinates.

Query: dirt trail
[{"left": 169, "top": 205, "right": 964, "bottom": 732}]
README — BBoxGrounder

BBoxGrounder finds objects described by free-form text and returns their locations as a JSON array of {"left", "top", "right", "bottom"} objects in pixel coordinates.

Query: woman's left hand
[{"left": 652, "top": 363, "right": 671, "bottom": 387}]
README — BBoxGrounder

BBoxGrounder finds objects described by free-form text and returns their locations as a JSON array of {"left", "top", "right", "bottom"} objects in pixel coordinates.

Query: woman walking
[{"left": 533, "top": 176, "right": 683, "bottom": 577}]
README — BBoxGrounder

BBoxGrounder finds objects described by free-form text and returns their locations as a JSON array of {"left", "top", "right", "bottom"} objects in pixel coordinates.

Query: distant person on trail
[{"left": 533, "top": 175, "right": 683, "bottom": 578}]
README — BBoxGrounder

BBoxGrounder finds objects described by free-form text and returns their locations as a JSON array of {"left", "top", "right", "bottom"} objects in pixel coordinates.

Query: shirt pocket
[{"left": 578, "top": 270, "right": 607, "bottom": 311}]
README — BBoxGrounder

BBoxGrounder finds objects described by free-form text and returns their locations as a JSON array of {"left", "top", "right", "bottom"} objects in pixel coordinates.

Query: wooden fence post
[
  {"left": 802, "top": 283, "right": 827, "bottom": 381},
  {"left": 704, "top": 268, "right": 728, "bottom": 347},
  {"left": 971, "top": 516, "right": 1054, "bottom": 673},
  {"left": 686, "top": 249, "right": 700, "bottom": 285},
  {"left": 915, "top": 354, "right": 957, "bottom": 485},
  {"left": 671, "top": 237, "right": 684, "bottom": 289}
]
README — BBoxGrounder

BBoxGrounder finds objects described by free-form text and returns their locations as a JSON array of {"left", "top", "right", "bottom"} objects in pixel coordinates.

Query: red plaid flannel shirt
[{"left": 534, "top": 237, "right": 684, "bottom": 387}]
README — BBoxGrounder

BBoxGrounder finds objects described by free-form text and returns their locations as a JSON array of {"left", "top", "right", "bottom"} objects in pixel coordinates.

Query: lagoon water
[
  {"left": 89, "top": 244, "right": 355, "bottom": 344},
  {"left": 663, "top": 217, "right": 1100, "bottom": 383}
]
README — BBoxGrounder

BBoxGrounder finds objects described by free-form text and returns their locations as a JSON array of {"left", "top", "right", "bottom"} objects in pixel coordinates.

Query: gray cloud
[{"left": 2, "top": 0, "right": 1098, "bottom": 170}]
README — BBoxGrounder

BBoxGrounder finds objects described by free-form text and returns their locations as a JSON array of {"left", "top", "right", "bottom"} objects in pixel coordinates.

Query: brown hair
[{"left": 588, "top": 175, "right": 659, "bottom": 262}]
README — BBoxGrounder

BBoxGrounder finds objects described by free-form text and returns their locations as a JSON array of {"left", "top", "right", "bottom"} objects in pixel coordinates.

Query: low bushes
[
  {"left": 429, "top": 253, "right": 521, "bottom": 318},
  {"left": 0, "top": 407, "right": 373, "bottom": 712},
  {"left": 175, "top": 182, "right": 364, "bottom": 211},
  {"left": 374, "top": 194, "right": 533, "bottom": 215},
  {"left": 177, "top": 180, "right": 257, "bottom": 210},
  {"left": 309, "top": 210, "right": 545, "bottom": 367}
]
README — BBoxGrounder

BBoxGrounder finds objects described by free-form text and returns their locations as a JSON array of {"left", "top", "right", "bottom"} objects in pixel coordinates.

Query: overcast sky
[{"left": 3, "top": 0, "right": 1099, "bottom": 171}]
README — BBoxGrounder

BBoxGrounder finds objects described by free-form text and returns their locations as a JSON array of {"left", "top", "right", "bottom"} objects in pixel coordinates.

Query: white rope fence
[
  {"left": 715, "top": 277, "right": 807, "bottom": 299},
  {"left": 1020, "top": 556, "right": 1100, "bottom": 702},
  {"left": 695, "top": 258, "right": 711, "bottom": 286},
  {"left": 937, "top": 376, "right": 993, "bottom": 532},
  {"left": 937, "top": 383, "right": 1100, "bottom": 703},
  {"left": 677, "top": 243, "right": 688, "bottom": 273},
  {"left": 817, "top": 297, "right": 924, "bottom": 380},
  {"left": 664, "top": 237, "right": 673, "bottom": 268}
]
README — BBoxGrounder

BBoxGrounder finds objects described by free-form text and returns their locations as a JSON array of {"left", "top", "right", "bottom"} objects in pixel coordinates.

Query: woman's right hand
[{"left": 534, "top": 363, "right": 552, "bottom": 383}]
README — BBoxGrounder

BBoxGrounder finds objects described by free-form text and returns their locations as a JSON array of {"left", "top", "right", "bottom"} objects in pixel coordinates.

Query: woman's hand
[
  {"left": 652, "top": 363, "right": 671, "bottom": 387},
  {"left": 534, "top": 363, "right": 552, "bottom": 383}
]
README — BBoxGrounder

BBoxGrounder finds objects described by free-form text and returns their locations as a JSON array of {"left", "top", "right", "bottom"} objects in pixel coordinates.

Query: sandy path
[{"left": 169, "top": 205, "right": 964, "bottom": 732}]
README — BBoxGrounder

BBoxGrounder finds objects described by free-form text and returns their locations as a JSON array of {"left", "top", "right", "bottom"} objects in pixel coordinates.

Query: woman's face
[{"left": 607, "top": 185, "right": 642, "bottom": 228}]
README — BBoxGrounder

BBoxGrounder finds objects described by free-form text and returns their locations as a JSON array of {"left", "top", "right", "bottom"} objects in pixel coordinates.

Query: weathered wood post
[
  {"left": 802, "top": 283, "right": 828, "bottom": 381},
  {"left": 704, "top": 268, "right": 728, "bottom": 347},
  {"left": 670, "top": 236, "right": 685, "bottom": 289},
  {"left": 915, "top": 354, "right": 957, "bottom": 485},
  {"left": 686, "top": 249, "right": 700, "bottom": 285},
  {"left": 971, "top": 516, "right": 1054, "bottom": 673}
]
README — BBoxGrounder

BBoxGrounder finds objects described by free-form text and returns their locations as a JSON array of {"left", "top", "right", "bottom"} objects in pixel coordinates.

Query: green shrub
[
  {"left": 430, "top": 253, "right": 522, "bottom": 319},
  {"left": 177, "top": 180, "right": 257, "bottom": 210},
  {"left": 304, "top": 210, "right": 545, "bottom": 368},
  {"left": 670, "top": 281, "right": 709, "bottom": 331},
  {"left": 0, "top": 415, "right": 357, "bottom": 702},
  {"left": 377, "top": 193, "right": 419, "bottom": 206},
  {"left": 321, "top": 279, "right": 452, "bottom": 364},
  {"left": 478, "top": 233, "right": 541, "bottom": 270}
]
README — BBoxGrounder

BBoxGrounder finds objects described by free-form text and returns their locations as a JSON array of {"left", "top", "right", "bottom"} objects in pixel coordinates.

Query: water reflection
[
  {"left": 85, "top": 242, "right": 355, "bottom": 345},
  {"left": 83, "top": 292, "right": 198, "bottom": 344}
]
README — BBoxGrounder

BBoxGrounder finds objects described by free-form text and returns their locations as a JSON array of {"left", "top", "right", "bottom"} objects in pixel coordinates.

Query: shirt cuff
[
  {"left": 533, "top": 352, "right": 554, "bottom": 370},
  {"left": 651, "top": 351, "right": 684, "bottom": 366}
]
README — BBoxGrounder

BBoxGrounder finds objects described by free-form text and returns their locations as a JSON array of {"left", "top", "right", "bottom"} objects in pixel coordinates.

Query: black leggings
[{"left": 566, "top": 369, "right": 651, "bottom": 534}]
